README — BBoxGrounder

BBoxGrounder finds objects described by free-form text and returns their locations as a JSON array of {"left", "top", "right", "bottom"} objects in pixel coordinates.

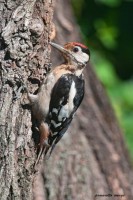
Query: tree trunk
[
  {"left": 0, "top": 0, "right": 133, "bottom": 200},
  {"left": 0, "top": 0, "right": 53, "bottom": 199}
]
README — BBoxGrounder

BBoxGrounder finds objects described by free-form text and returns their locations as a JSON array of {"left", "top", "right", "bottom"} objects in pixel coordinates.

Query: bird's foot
[{"left": 34, "top": 139, "right": 50, "bottom": 168}]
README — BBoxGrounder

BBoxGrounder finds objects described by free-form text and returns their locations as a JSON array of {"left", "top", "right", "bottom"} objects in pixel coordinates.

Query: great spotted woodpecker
[{"left": 27, "top": 42, "right": 90, "bottom": 165}]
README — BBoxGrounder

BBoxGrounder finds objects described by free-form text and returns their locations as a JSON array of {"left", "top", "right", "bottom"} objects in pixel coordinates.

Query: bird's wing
[{"left": 45, "top": 73, "right": 84, "bottom": 156}]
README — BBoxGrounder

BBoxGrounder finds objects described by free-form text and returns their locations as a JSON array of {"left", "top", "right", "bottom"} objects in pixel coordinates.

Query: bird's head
[{"left": 50, "top": 42, "right": 90, "bottom": 67}]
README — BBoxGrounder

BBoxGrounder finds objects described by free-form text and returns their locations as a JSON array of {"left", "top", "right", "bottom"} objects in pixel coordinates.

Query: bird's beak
[{"left": 49, "top": 42, "right": 69, "bottom": 54}]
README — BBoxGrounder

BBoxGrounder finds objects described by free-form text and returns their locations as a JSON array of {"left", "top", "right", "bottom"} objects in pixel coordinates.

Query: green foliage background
[{"left": 72, "top": 0, "right": 133, "bottom": 159}]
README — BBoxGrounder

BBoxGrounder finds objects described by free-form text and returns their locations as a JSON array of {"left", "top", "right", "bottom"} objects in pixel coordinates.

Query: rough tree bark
[
  {"left": 0, "top": 0, "right": 133, "bottom": 200},
  {"left": 0, "top": 0, "right": 53, "bottom": 199}
]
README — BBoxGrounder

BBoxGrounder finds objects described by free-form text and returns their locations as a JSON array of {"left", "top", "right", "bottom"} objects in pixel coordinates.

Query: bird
[{"left": 26, "top": 41, "right": 90, "bottom": 165}]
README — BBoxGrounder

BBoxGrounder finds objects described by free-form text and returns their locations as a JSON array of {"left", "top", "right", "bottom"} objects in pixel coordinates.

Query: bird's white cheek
[
  {"left": 82, "top": 52, "right": 89, "bottom": 63},
  {"left": 74, "top": 52, "right": 89, "bottom": 64}
]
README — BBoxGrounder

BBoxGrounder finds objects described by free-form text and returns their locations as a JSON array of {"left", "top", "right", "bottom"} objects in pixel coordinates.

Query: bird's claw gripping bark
[{"left": 34, "top": 139, "right": 50, "bottom": 168}]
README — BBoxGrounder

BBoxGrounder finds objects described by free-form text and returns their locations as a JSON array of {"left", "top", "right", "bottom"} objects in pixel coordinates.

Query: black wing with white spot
[{"left": 45, "top": 73, "right": 84, "bottom": 155}]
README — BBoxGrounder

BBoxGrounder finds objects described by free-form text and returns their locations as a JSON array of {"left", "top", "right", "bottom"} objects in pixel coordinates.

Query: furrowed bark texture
[
  {"left": 0, "top": 0, "right": 53, "bottom": 199},
  {"left": 0, "top": 0, "right": 133, "bottom": 200}
]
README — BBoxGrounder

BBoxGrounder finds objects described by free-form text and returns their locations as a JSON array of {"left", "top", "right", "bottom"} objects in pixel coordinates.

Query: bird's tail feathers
[{"left": 44, "top": 142, "right": 56, "bottom": 159}]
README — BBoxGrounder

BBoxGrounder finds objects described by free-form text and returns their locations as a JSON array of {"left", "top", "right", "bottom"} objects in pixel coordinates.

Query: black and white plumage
[
  {"left": 45, "top": 73, "right": 84, "bottom": 155},
  {"left": 26, "top": 41, "right": 90, "bottom": 165}
]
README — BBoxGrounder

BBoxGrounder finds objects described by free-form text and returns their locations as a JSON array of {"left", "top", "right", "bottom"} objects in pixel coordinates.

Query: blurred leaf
[
  {"left": 71, "top": 0, "right": 84, "bottom": 17},
  {"left": 123, "top": 113, "right": 133, "bottom": 159},
  {"left": 94, "top": 19, "right": 118, "bottom": 49},
  {"left": 120, "top": 82, "right": 133, "bottom": 109},
  {"left": 92, "top": 51, "right": 119, "bottom": 87},
  {"left": 95, "top": 0, "right": 121, "bottom": 7}
]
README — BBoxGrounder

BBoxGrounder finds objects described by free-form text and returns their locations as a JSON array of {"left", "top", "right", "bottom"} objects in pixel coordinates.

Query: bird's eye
[{"left": 73, "top": 47, "right": 79, "bottom": 53}]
